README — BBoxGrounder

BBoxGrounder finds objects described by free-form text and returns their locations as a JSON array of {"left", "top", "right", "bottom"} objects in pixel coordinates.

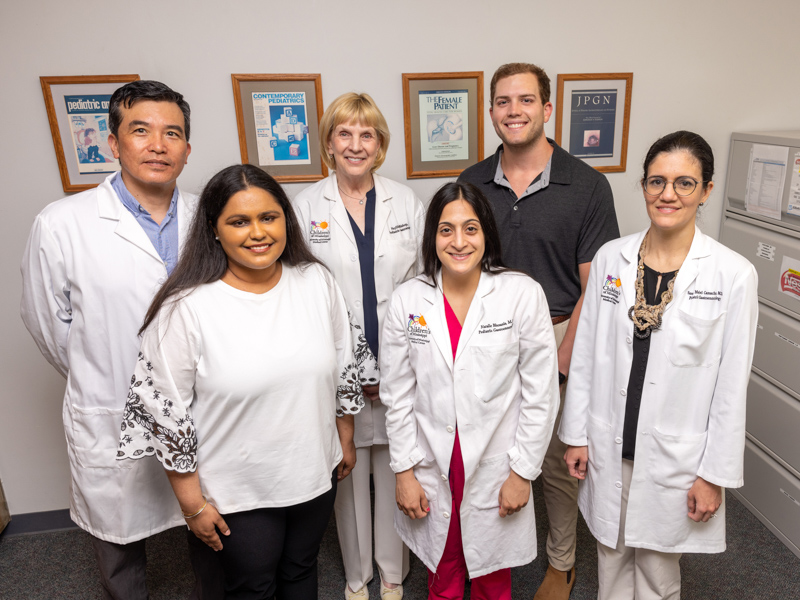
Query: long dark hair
[
  {"left": 421, "top": 182, "right": 508, "bottom": 280},
  {"left": 140, "top": 164, "right": 320, "bottom": 333}
]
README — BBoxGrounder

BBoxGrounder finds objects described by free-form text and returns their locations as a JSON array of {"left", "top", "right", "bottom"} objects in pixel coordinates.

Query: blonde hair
[{"left": 318, "top": 93, "right": 390, "bottom": 172}]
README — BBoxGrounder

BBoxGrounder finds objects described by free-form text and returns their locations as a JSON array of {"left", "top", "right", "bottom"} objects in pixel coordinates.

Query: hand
[
  {"left": 337, "top": 437, "right": 357, "bottom": 481},
  {"left": 564, "top": 445, "right": 588, "bottom": 480},
  {"left": 498, "top": 470, "right": 530, "bottom": 517},
  {"left": 395, "top": 469, "right": 429, "bottom": 519},
  {"left": 687, "top": 476, "right": 722, "bottom": 522},
  {"left": 362, "top": 384, "right": 380, "bottom": 403},
  {"left": 185, "top": 502, "right": 230, "bottom": 551}
]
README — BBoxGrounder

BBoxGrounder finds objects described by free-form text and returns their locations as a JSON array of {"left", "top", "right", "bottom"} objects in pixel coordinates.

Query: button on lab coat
[
  {"left": 380, "top": 271, "right": 559, "bottom": 577},
  {"left": 558, "top": 228, "right": 758, "bottom": 553},
  {"left": 20, "top": 174, "right": 197, "bottom": 544},
  {"left": 294, "top": 173, "right": 424, "bottom": 447}
]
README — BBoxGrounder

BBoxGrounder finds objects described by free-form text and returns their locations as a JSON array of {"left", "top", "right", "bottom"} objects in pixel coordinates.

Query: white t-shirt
[{"left": 117, "top": 263, "right": 365, "bottom": 513}]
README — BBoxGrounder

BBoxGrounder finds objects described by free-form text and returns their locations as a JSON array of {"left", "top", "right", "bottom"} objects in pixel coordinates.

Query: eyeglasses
[{"left": 644, "top": 176, "right": 705, "bottom": 197}]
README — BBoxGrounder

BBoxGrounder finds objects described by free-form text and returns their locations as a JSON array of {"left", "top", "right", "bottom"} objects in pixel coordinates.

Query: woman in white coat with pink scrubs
[
  {"left": 560, "top": 131, "right": 758, "bottom": 599},
  {"left": 294, "top": 93, "right": 423, "bottom": 599},
  {"left": 381, "top": 182, "right": 559, "bottom": 599}
]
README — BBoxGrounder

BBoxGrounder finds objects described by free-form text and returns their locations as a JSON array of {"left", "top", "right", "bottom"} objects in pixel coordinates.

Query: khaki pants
[
  {"left": 597, "top": 460, "right": 681, "bottom": 599},
  {"left": 541, "top": 318, "right": 580, "bottom": 571},
  {"left": 334, "top": 444, "right": 409, "bottom": 591}
]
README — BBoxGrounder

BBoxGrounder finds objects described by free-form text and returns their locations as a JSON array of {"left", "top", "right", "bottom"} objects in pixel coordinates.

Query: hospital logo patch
[
  {"left": 407, "top": 314, "right": 430, "bottom": 345},
  {"left": 309, "top": 220, "right": 330, "bottom": 244},
  {"left": 601, "top": 275, "right": 622, "bottom": 305}
]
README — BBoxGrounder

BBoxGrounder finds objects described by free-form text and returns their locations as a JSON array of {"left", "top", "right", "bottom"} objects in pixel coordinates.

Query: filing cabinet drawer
[
  {"left": 753, "top": 301, "right": 800, "bottom": 394},
  {"left": 746, "top": 372, "right": 800, "bottom": 472}
]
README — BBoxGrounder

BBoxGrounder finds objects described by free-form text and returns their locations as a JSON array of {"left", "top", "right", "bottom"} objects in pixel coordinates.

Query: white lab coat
[
  {"left": 558, "top": 227, "right": 758, "bottom": 553},
  {"left": 380, "top": 270, "right": 560, "bottom": 577},
  {"left": 294, "top": 173, "right": 424, "bottom": 447},
  {"left": 20, "top": 174, "right": 197, "bottom": 544}
]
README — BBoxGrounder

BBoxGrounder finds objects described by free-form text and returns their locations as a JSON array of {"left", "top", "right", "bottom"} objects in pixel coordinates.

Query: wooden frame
[
  {"left": 555, "top": 73, "right": 633, "bottom": 173},
  {"left": 41, "top": 74, "right": 140, "bottom": 193},
  {"left": 231, "top": 73, "right": 327, "bottom": 183},
  {"left": 402, "top": 72, "right": 483, "bottom": 179}
]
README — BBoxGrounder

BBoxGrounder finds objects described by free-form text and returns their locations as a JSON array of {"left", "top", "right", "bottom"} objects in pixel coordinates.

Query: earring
[{"left": 215, "top": 236, "right": 219, "bottom": 240}]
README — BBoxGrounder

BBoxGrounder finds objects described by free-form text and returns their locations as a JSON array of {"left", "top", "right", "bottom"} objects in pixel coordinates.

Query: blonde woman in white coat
[
  {"left": 560, "top": 131, "right": 758, "bottom": 600},
  {"left": 381, "top": 182, "right": 559, "bottom": 599},
  {"left": 294, "top": 93, "right": 422, "bottom": 600}
]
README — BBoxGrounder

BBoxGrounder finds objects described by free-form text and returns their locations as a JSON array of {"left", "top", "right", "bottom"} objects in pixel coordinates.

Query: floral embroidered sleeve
[
  {"left": 117, "top": 297, "right": 201, "bottom": 472},
  {"left": 323, "top": 267, "right": 365, "bottom": 417}
]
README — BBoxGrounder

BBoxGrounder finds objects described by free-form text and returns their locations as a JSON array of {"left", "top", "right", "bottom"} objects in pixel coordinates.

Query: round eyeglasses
[{"left": 644, "top": 176, "right": 705, "bottom": 197}]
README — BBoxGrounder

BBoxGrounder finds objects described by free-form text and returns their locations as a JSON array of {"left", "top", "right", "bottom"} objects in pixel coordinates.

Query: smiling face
[
  {"left": 212, "top": 186, "right": 287, "bottom": 286},
  {"left": 644, "top": 150, "right": 713, "bottom": 236},
  {"left": 107, "top": 100, "right": 191, "bottom": 196},
  {"left": 490, "top": 72, "right": 553, "bottom": 150},
  {"left": 327, "top": 120, "right": 380, "bottom": 184},
  {"left": 436, "top": 199, "right": 486, "bottom": 281}
]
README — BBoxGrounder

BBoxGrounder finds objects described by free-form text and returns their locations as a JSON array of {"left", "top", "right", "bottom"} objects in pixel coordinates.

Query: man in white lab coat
[{"left": 21, "top": 80, "right": 198, "bottom": 600}]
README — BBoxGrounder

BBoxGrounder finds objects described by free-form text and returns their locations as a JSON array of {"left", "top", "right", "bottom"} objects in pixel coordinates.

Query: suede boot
[{"left": 533, "top": 564, "right": 575, "bottom": 600}]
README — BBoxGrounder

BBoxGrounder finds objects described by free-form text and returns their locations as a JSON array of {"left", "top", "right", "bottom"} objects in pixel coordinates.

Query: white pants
[
  {"left": 334, "top": 444, "right": 409, "bottom": 590},
  {"left": 597, "top": 459, "right": 681, "bottom": 600}
]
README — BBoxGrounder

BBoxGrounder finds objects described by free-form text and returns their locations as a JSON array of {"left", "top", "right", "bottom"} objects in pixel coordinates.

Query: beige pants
[
  {"left": 597, "top": 459, "right": 681, "bottom": 600},
  {"left": 541, "top": 318, "right": 581, "bottom": 571},
  {"left": 334, "top": 444, "right": 409, "bottom": 590}
]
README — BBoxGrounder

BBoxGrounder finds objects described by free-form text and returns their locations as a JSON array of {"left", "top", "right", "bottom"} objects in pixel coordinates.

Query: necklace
[
  {"left": 337, "top": 184, "right": 368, "bottom": 205},
  {"left": 627, "top": 234, "right": 679, "bottom": 339}
]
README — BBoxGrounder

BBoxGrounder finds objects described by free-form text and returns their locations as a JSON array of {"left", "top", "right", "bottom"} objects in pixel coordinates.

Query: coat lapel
[
  {"left": 668, "top": 227, "right": 709, "bottom": 312},
  {"left": 424, "top": 273, "right": 453, "bottom": 373},
  {"left": 95, "top": 176, "right": 162, "bottom": 263},
  {"left": 620, "top": 230, "right": 645, "bottom": 311},
  {"left": 326, "top": 173, "right": 356, "bottom": 249},
  {"left": 373, "top": 175, "right": 392, "bottom": 252},
  {"left": 454, "top": 272, "right": 494, "bottom": 365}
]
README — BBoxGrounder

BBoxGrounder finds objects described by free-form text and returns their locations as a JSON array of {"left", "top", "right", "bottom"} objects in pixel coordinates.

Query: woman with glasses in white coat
[
  {"left": 560, "top": 131, "right": 758, "bottom": 599},
  {"left": 294, "top": 93, "right": 423, "bottom": 600},
  {"left": 381, "top": 182, "right": 559, "bottom": 599}
]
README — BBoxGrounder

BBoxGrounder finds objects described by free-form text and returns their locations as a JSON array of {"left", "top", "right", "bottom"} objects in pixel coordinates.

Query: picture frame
[
  {"left": 555, "top": 73, "right": 633, "bottom": 173},
  {"left": 231, "top": 73, "right": 327, "bottom": 183},
  {"left": 402, "top": 72, "right": 483, "bottom": 179},
  {"left": 40, "top": 74, "right": 140, "bottom": 193}
]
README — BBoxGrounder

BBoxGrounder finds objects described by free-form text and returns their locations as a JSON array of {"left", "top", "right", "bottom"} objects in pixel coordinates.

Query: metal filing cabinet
[{"left": 718, "top": 130, "right": 800, "bottom": 559}]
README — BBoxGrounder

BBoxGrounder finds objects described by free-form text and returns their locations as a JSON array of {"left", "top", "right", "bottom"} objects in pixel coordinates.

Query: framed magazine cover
[
  {"left": 41, "top": 74, "right": 140, "bottom": 193},
  {"left": 231, "top": 73, "right": 328, "bottom": 183},
  {"left": 555, "top": 73, "right": 633, "bottom": 173},
  {"left": 402, "top": 72, "right": 483, "bottom": 179}
]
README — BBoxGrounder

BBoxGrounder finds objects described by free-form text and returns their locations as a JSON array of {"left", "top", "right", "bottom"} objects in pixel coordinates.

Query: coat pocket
[
  {"left": 468, "top": 452, "right": 511, "bottom": 510},
  {"left": 586, "top": 414, "right": 614, "bottom": 471},
  {"left": 648, "top": 427, "right": 708, "bottom": 490},
  {"left": 667, "top": 309, "right": 726, "bottom": 368},
  {"left": 471, "top": 341, "right": 519, "bottom": 402},
  {"left": 71, "top": 404, "right": 131, "bottom": 469}
]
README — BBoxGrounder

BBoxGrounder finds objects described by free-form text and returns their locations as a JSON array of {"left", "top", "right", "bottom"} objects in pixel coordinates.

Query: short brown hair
[
  {"left": 490, "top": 63, "right": 551, "bottom": 105},
  {"left": 318, "top": 92, "right": 390, "bottom": 172}
]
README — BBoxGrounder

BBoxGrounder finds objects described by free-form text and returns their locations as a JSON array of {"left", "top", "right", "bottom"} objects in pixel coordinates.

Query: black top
[
  {"left": 622, "top": 262, "right": 678, "bottom": 460},
  {"left": 458, "top": 141, "right": 619, "bottom": 315},
  {"left": 346, "top": 187, "right": 379, "bottom": 358}
]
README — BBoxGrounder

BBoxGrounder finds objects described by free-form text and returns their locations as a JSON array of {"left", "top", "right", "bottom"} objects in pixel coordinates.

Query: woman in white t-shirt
[{"left": 117, "top": 164, "right": 365, "bottom": 599}]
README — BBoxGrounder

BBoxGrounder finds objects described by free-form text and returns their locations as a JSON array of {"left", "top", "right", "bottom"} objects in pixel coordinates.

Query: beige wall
[{"left": 1, "top": 0, "right": 799, "bottom": 514}]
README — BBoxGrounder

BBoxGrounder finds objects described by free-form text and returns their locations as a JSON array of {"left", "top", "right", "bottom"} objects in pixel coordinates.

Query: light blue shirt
[{"left": 112, "top": 172, "right": 180, "bottom": 275}]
